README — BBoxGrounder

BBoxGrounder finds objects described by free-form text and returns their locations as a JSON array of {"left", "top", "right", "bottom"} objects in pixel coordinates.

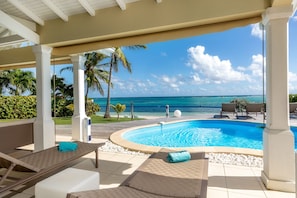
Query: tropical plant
[
  {"left": 0, "top": 70, "right": 11, "bottom": 95},
  {"left": 289, "top": 94, "right": 297, "bottom": 103},
  {"left": 86, "top": 100, "right": 100, "bottom": 116},
  {"left": 111, "top": 103, "right": 126, "bottom": 120},
  {"left": 60, "top": 52, "right": 110, "bottom": 101},
  {"left": 51, "top": 75, "right": 73, "bottom": 99},
  {"left": 51, "top": 75, "right": 74, "bottom": 117},
  {"left": 230, "top": 98, "right": 248, "bottom": 112},
  {"left": 0, "top": 69, "right": 36, "bottom": 96},
  {"left": 103, "top": 45, "right": 146, "bottom": 118},
  {"left": 84, "top": 52, "right": 109, "bottom": 100},
  {"left": 0, "top": 96, "right": 36, "bottom": 119}
]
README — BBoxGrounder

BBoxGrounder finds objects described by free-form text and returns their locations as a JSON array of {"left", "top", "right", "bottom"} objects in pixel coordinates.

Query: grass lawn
[{"left": 53, "top": 115, "right": 143, "bottom": 125}]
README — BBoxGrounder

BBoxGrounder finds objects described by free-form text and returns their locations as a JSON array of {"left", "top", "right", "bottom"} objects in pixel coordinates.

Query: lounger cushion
[{"left": 125, "top": 151, "right": 207, "bottom": 197}]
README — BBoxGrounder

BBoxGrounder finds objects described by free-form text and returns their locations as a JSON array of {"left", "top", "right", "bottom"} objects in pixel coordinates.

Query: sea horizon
[{"left": 93, "top": 95, "right": 265, "bottom": 117}]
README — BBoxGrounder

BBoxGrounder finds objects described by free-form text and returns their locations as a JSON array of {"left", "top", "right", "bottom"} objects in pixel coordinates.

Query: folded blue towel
[
  {"left": 167, "top": 150, "right": 191, "bottom": 163},
  {"left": 58, "top": 142, "right": 78, "bottom": 152}
]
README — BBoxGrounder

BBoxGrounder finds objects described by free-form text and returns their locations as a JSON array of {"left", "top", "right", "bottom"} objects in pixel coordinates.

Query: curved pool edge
[{"left": 109, "top": 119, "right": 264, "bottom": 156}]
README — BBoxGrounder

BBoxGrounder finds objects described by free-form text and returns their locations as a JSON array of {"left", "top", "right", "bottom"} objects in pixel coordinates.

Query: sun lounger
[
  {"left": 245, "top": 103, "right": 265, "bottom": 117},
  {"left": 290, "top": 103, "right": 297, "bottom": 114},
  {"left": 0, "top": 141, "right": 103, "bottom": 194},
  {"left": 218, "top": 103, "right": 237, "bottom": 118},
  {"left": 67, "top": 149, "right": 209, "bottom": 198}
]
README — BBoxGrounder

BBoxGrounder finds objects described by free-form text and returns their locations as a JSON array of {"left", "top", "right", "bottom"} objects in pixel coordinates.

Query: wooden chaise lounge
[
  {"left": 67, "top": 149, "right": 209, "bottom": 198},
  {"left": 0, "top": 141, "right": 103, "bottom": 194}
]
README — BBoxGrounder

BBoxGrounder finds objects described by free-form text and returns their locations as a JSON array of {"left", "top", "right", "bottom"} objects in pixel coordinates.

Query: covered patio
[
  {"left": 2, "top": 114, "right": 296, "bottom": 197},
  {"left": 0, "top": 0, "right": 297, "bottom": 195}
]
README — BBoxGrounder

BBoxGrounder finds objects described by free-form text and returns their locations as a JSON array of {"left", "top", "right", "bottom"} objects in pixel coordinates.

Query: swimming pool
[{"left": 120, "top": 120, "right": 297, "bottom": 151}]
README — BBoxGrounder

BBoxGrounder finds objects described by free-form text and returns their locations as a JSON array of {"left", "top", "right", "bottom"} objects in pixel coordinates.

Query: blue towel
[
  {"left": 58, "top": 142, "right": 78, "bottom": 152},
  {"left": 167, "top": 150, "right": 191, "bottom": 163}
]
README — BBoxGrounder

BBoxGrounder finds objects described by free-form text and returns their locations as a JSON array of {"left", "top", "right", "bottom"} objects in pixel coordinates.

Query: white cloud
[
  {"left": 187, "top": 45, "right": 250, "bottom": 84},
  {"left": 289, "top": 72, "right": 297, "bottom": 92},
  {"left": 251, "top": 23, "right": 264, "bottom": 40},
  {"left": 160, "top": 75, "right": 183, "bottom": 91},
  {"left": 289, "top": 72, "right": 297, "bottom": 82},
  {"left": 247, "top": 54, "right": 265, "bottom": 77}
]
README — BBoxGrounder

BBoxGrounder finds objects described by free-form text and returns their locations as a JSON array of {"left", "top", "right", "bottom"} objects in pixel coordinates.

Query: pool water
[{"left": 122, "top": 120, "right": 297, "bottom": 150}]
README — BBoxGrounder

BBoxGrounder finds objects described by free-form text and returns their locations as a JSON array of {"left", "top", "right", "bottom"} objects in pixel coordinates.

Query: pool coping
[{"left": 110, "top": 119, "right": 263, "bottom": 156}]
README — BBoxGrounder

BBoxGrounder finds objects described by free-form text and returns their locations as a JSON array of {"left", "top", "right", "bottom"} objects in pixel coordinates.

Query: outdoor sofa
[{"left": 67, "top": 148, "right": 209, "bottom": 198}]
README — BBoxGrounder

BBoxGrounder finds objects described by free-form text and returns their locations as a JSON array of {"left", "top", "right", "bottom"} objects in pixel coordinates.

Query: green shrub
[
  {"left": 86, "top": 100, "right": 100, "bottom": 116},
  {"left": 0, "top": 96, "right": 36, "bottom": 119},
  {"left": 0, "top": 96, "right": 100, "bottom": 119},
  {"left": 289, "top": 94, "right": 297, "bottom": 103},
  {"left": 230, "top": 98, "right": 248, "bottom": 112}
]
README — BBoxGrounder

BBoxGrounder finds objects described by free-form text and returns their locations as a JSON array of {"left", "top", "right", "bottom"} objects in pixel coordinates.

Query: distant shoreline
[{"left": 94, "top": 95, "right": 265, "bottom": 118}]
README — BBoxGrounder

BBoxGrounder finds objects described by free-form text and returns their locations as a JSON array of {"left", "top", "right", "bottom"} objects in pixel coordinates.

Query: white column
[
  {"left": 261, "top": 5, "right": 295, "bottom": 192},
  {"left": 71, "top": 55, "right": 87, "bottom": 141},
  {"left": 33, "top": 45, "right": 55, "bottom": 151}
]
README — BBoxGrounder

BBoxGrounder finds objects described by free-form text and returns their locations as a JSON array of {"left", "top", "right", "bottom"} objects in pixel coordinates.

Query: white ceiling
[{"left": 0, "top": 0, "right": 154, "bottom": 49}]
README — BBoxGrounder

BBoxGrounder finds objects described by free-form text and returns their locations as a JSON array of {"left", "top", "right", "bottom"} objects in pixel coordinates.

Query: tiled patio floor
[
  {"left": 1, "top": 114, "right": 297, "bottom": 197},
  {"left": 4, "top": 149, "right": 295, "bottom": 198}
]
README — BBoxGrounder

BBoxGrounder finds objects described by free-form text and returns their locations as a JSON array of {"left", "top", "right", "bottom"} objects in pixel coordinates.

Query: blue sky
[{"left": 51, "top": 14, "right": 297, "bottom": 98}]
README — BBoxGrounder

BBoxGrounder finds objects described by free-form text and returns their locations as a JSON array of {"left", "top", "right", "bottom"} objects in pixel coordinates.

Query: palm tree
[
  {"left": 84, "top": 52, "right": 109, "bottom": 100},
  {"left": 103, "top": 45, "right": 146, "bottom": 118},
  {"left": 0, "top": 70, "right": 11, "bottom": 95},
  {"left": 0, "top": 69, "right": 36, "bottom": 96},
  {"left": 60, "top": 52, "right": 109, "bottom": 101},
  {"left": 51, "top": 75, "right": 73, "bottom": 99},
  {"left": 111, "top": 103, "right": 126, "bottom": 120}
]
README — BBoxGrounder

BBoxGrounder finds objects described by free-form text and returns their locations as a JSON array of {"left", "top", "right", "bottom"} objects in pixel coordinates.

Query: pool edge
[{"left": 110, "top": 119, "right": 264, "bottom": 156}]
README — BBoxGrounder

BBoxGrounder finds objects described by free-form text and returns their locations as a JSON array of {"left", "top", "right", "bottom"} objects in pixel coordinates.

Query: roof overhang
[{"left": 0, "top": 0, "right": 292, "bottom": 69}]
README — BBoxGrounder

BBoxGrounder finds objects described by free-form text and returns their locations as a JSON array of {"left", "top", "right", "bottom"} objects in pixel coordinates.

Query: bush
[
  {"left": 289, "top": 94, "right": 297, "bottom": 103},
  {"left": 0, "top": 96, "right": 100, "bottom": 119},
  {"left": 230, "top": 98, "right": 248, "bottom": 112},
  {"left": 0, "top": 96, "right": 37, "bottom": 119},
  {"left": 52, "top": 97, "right": 74, "bottom": 117},
  {"left": 86, "top": 100, "right": 100, "bottom": 116}
]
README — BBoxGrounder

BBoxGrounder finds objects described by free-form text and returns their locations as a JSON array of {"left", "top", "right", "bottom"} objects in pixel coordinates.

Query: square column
[
  {"left": 71, "top": 55, "right": 88, "bottom": 141},
  {"left": 261, "top": 6, "right": 295, "bottom": 192},
  {"left": 32, "top": 45, "right": 55, "bottom": 151}
]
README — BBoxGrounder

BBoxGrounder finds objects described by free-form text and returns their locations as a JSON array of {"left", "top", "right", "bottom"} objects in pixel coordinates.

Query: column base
[
  {"left": 262, "top": 128, "right": 295, "bottom": 193},
  {"left": 261, "top": 171, "right": 295, "bottom": 192},
  {"left": 34, "top": 119, "right": 55, "bottom": 151},
  {"left": 72, "top": 115, "right": 87, "bottom": 141}
]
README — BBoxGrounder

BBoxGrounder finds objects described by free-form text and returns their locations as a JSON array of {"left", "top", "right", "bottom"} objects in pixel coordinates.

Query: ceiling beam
[
  {"left": 115, "top": 0, "right": 126, "bottom": 10},
  {"left": 0, "top": 29, "right": 10, "bottom": 37},
  {"left": 0, "top": 35, "right": 26, "bottom": 47},
  {"left": 78, "top": 0, "right": 95, "bottom": 16},
  {"left": 7, "top": 0, "right": 44, "bottom": 26},
  {"left": 0, "top": 10, "right": 39, "bottom": 44},
  {"left": 41, "top": 0, "right": 68, "bottom": 22}
]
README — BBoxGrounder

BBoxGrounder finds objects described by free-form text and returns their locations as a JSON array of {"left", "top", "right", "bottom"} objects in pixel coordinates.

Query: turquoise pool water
[{"left": 122, "top": 120, "right": 297, "bottom": 150}]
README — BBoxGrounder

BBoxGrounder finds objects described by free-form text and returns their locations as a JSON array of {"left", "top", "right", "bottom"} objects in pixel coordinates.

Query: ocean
[{"left": 93, "top": 95, "right": 265, "bottom": 117}]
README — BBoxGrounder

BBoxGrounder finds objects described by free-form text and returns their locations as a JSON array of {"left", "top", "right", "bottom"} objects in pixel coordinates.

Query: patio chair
[
  {"left": 290, "top": 103, "right": 297, "bottom": 114},
  {"left": 0, "top": 141, "right": 103, "bottom": 193},
  {"left": 245, "top": 103, "right": 265, "bottom": 117},
  {"left": 67, "top": 149, "right": 209, "bottom": 198},
  {"left": 219, "top": 103, "right": 237, "bottom": 118}
]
